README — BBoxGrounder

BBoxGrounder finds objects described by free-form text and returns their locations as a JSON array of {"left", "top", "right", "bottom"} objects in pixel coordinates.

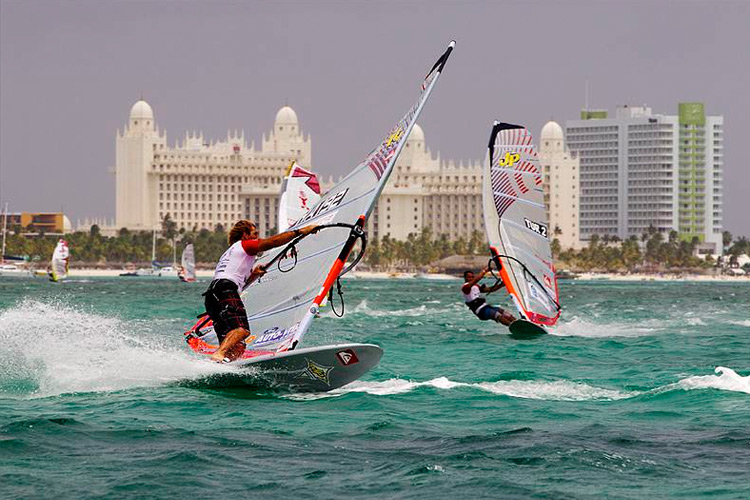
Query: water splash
[
  {"left": 0, "top": 299, "right": 226, "bottom": 398},
  {"left": 676, "top": 367, "right": 750, "bottom": 395},
  {"left": 331, "top": 299, "right": 459, "bottom": 318},
  {"left": 551, "top": 315, "right": 657, "bottom": 338},
  {"left": 289, "top": 376, "right": 637, "bottom": 401}
]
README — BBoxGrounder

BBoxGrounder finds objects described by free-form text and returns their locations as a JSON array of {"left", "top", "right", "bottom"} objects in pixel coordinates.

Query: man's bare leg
[
  {"left": 495, "top": 310, "right": 516, "bottom": 327},
  {"left": 210, "top": 327, "right": 252, "bottom": 362}
]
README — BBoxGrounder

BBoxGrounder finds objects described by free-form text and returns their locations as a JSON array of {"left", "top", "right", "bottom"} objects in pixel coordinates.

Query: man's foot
[
  {"left": 209, "top": 352, "right": 229, "bottom": 363},
  {"left": 210, "top": 340, "right": 247, "bottom": 363}
]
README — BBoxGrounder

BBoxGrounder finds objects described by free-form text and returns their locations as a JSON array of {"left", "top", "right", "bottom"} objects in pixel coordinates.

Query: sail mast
[{"left": 286, "top": 41, "right": 456, "bottom": 350}]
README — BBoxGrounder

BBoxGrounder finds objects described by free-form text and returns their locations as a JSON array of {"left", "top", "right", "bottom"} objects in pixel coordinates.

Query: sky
[{"left": 1, "top": 0, "right": 748, "bottom": 236}]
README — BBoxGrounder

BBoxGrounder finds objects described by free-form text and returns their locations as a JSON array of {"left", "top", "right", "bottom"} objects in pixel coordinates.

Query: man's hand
[
  {"left": 251, "top": 264, "right": 267, "bottom": 278},
  {"left": 298, "top": 224, "right": 319, "bottom": 236}
]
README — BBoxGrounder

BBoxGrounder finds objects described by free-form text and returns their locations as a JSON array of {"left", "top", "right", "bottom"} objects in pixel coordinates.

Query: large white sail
[
  {"left": 50, "top": 239, "right": 69, "bottom": 282},
  {"left": 278, "top": 161, "right": 322, "bottom": 232},
  {"left": 227, "top": 41, "right": 455, "bottom": 352},
  {"left": 483, "top": 122, "right": 560, "bottom": 326},
  {"left": 180, "top": 243, "right": 196, "bottom": 282}
]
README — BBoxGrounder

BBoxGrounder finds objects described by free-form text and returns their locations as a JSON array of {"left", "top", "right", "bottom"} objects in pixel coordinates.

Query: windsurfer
[
  {"left": 205, "top": 220, "right": 318, "bottom": 362},
  {"left": 461, "top": 268, "right": 516, "bottom": 326}
]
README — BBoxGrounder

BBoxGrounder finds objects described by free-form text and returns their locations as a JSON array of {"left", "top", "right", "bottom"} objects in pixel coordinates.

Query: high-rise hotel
[{"left": 565, "top": 103, "right": 723, "bottom": 251}]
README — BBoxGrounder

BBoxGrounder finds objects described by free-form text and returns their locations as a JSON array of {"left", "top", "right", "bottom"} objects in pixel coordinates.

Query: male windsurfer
[
  {"left": 204, "top": 220, "right": 317, "bottom": 362},
  {"left": 461, "top": 268, "right": 516, "bottom": 326}
]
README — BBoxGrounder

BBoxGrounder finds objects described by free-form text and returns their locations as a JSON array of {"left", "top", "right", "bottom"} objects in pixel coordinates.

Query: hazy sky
[{"left": 1, "top": 0, "right": 748, "bottom": 236}]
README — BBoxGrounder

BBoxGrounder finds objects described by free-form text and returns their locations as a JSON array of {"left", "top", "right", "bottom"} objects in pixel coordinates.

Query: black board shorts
[{"left": 203, "top": 279, "right": 250, "bottom": 343}]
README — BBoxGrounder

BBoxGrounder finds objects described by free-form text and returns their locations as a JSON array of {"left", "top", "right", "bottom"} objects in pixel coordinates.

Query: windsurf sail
[
  {"left": 180, "top": 243, "right": 196, "bottom": 282},
  {"left": 278, "top": 161, "right": 322, "bottom": 232},
  {"left": 50, "top": 239, "right": 69, "bottom": 282},
  {"left": 483, "top": 122, "right": 561, "bottom": 327},
  {"left": 187, "top": 41, "right": 455, "bottom": 354}
]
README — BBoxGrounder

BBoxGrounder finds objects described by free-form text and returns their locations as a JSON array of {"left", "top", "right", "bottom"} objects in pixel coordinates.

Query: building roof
[
  {"left": 409, "top": 123, "right": 425, "bottom": 142},
  {"left": 541, "top": 120, "right": 564, "bottom": 141},
  {"left": 275, "top": 105, "right": 298, "bottom": 124},
  {"left": 130, "top": 100, "right": 154, "bottom": 120}
]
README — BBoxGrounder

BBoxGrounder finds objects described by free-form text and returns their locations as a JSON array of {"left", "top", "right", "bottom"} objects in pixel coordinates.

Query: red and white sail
[
  {"left": 278, "top": 161, "right": 321, "bottom": 232},
  {"left": 483, "top": 122, "right": 560, "bottom": 326}
]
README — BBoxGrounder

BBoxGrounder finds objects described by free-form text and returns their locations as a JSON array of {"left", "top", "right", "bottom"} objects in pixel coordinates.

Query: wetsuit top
[
  {"left": 213, "top": 239, "right": 261, "bottom": 290},
  {"left": 461, "top": 282, "right": 488, "bottom": 314}
]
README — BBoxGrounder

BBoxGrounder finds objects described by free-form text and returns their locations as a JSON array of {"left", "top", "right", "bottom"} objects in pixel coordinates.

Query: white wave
[
  {"left": 289, "top": 376, "right": 635, "bottom": 401},
  {"left": 729, "top": 320, "right": 750, "bottom": 327},
  {"left": 340, "top": 299, "right": 458, "bottom": 318},
  {"left": 676, "top": 367, "right": 750, "bottom": 395},
  {"left": 475, "top": 379, "right": 636, "bottom": 400},
  {"left": 551, "top": 315, "right": 657, "bottom": 338},
  {"left": 0, "top": 299, "right": 228, "bottom": 397}
]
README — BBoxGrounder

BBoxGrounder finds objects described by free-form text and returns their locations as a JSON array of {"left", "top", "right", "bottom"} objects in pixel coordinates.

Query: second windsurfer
[
  {"left": 461, "top": 268, "right": 516, "bottom": 326},
  {"left": 205, "top": 220, "right": 318, "bottom": 362}
]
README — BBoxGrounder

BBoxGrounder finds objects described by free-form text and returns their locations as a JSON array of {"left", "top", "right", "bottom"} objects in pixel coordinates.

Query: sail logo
[
  {"left": 299, "top": 188, "right": 349, "bottom": 223},
  {"left": 254, "top": 324, "right": 299, "bottom": 346},
  {"left": 386, "top": 127, "right": 404, "bottom": 147},
  {"left": 298, "top": 190, "right": 309, "bottom": 209},
  {"left": 523, "top": 218, "right": 548, "bottom": 238},
  {"left": 498, "top": 152, "right": 521, "bottom": 167},
  {"left": 336, "top": 349, "right": 359, "bottom": 366}
]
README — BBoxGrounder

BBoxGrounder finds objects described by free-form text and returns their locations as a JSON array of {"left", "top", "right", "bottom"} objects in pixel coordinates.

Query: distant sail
[
  {"left": 278, "top": 161, "right": 321, "bottom": 232},
  {"left": 50, "top": 239, "right": 69, "bottom": 282},
  {"left": 180, "top": 243, "right": 196, "bottom": 282},
  {"left": 483, "top": 122, "right": 560, "bottom": 326}
]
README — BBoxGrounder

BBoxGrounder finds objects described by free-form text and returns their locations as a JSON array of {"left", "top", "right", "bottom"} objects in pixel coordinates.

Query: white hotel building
[
  {"left": 116, "top": 99, "right": 594, "bottom": 246},
  {"left": 116, "top": 100, "right": 310, "bottom": 234},
  {"left": 115, "top": 99, "right": 486, "bottom": 241},
  {"left": 539, "top": 121, "right": 581, "bottom": 250},
  {"left": 566, "top": 103, "right": 723, "bottom": 251}
]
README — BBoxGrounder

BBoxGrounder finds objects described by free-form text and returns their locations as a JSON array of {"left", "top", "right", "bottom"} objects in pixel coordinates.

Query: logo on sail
[
  {"left": 498, "top": 152, "right": 521, "bottom": 167},
  {"left": 300, "top": 358, "right": 333, "bottom": 386},
  {"left": 299, "top": 188, "right": 349, "bottom": 223},
  {"left": 523, "top": 218, "right": 548, "bottom": 238}
]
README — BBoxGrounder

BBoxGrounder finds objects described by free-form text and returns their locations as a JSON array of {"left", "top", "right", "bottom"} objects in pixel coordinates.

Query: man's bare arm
[
  {"left": 465, "top": 268, "right": 489, "bottom": 289},
  {"left": 257, "top": 225, "right": 317, "bottom": 252}
]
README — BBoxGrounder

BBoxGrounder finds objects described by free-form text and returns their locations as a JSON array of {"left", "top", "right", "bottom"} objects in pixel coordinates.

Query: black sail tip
[{"left": 488, "top": 122, "right": 526, "bottom": 149}]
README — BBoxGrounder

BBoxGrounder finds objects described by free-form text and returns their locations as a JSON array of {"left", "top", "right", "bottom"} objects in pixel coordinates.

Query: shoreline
[{"left": 39, "top": 269, "right": 750, "bottom": 282}]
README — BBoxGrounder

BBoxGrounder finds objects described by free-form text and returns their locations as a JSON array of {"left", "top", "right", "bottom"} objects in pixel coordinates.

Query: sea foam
[
  {"left": 289, "top": 376, "right": 636, "bottom": 401},
  {"left": 676, "top": 367, "right": 750, "bottom": 395},
  {"left": 0, "top": 299, "right": 226, "bottom": 397}
]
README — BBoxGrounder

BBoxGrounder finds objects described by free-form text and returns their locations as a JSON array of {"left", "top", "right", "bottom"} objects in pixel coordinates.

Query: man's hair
[
  {"left": 228, "top": 220, "right": 256, "bottom": 245},
  {"left": 463, "top": 270, "right": 473, "bottom": 280}
]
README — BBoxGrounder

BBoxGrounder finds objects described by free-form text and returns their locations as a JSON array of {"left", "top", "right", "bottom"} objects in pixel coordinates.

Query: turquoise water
[{"left": 1, "top": 277, "right": 749, "bottom": 499}]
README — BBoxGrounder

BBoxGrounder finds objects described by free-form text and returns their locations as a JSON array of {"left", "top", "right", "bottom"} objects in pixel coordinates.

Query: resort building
[
  {"left": 3, "top": 212, "right": 72, "bottom": 235},
  {"left": 114, "top": 99, "right": 487, "bottom": 242},
  {"left": 115, "top": 100, "right": 310, "bottom": 234},
  {"left": 368, "top": 124, "right": 484, "bottom": 242},
  {"left": 565, "top": 103, "right": 723, "bottom": 251},
  {"left": 538, "top": 121, "right": 581, "bottom": 250}
]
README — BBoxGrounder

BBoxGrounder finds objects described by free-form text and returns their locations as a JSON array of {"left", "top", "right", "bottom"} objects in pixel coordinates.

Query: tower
[{"left": 115, "top": 100, "right": 165, "bottom": 230}]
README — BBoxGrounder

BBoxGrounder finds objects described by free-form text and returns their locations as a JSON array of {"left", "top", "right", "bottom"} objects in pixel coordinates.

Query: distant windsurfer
[
  {"left": 461, "top": 268, "right": 516, "bottom": 326},
  {"left": 204, "top": 220, "right": 318, "bottom": 362}
]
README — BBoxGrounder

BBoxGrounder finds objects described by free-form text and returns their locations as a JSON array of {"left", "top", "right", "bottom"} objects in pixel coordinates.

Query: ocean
[{"left": 1, "top": 277, "right": 749, "bottom": 499}]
